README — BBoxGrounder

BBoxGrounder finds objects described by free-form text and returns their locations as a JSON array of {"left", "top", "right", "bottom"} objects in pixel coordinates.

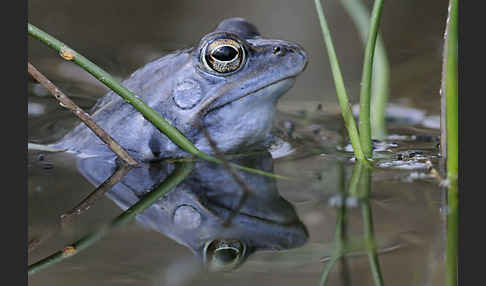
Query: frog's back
[
  {"left": 90, "top": 48, "right": 193, "bottom": 113},
  {"left": 51, "top": 49, "right": 193, "bottom": 160}
]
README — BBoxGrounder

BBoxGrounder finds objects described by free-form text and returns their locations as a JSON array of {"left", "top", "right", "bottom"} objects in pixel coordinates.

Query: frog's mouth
[
  {"left": 241, "top": 77, "right": 296, "bottom": 102},
  {"left": 195, "top": 76, "right": 296, "bottom": 120}
]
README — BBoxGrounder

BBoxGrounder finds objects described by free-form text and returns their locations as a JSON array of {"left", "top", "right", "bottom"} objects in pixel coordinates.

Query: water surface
[{"left": 28, "top": 1, "right": 447, "bottom": 285}]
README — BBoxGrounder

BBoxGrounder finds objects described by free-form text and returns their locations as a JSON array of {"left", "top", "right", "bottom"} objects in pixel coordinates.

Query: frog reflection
[{"left": 76, "top": 151, "right": 308, "bottom": 271}]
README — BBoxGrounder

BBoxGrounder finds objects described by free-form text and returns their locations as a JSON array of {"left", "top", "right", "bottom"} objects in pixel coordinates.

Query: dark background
[{"left": 28, "top": 0, "right": 448, "bottom": 115}]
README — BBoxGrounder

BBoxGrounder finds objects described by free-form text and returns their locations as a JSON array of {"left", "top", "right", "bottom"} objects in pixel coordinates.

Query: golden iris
[{"left": 203, "top": 38, "right": 244, "bottom": 73}]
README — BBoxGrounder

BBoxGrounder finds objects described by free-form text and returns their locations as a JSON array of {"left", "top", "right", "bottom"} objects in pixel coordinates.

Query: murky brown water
[{"left": 28, "top": 0, "right": 448, "bottom": 285}]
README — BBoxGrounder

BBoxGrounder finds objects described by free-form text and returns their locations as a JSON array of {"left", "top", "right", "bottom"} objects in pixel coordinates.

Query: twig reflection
[
  {"left": 60, "top": 163, "right": 133, "bottom": 222},
  {"left": 28, "top": 162, "right": 193, "bottom": 276}
]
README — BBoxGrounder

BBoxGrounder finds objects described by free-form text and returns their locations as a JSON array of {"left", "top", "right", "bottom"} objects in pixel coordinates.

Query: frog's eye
[
  {"left": 202, "top": 38, "right": 245, "bottom": 74},
  {"left": 203, "top": 239, "right": 246, "bottom": 271}
]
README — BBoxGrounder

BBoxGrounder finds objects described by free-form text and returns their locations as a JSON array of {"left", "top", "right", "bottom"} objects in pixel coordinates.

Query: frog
[{"left": 51, "top": 17, "right": 308, "bottom": 161}]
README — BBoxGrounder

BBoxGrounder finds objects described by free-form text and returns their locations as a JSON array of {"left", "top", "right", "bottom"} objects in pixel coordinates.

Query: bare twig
[
  {"left": 27, "top": 62, "right": 138, "bottom": 166},
  {"left": 60, "top": 163, "right": 133, "bottom": 222}
]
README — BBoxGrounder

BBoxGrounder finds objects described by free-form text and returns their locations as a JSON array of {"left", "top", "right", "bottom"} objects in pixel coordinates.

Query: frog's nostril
[{"left": 272, "top": 46, "right": 286, "bottom": 56}]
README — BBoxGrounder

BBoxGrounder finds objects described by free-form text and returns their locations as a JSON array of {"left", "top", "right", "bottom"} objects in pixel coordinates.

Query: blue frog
[{"left": 52, "top": 18, "right": 307, "bottom": 161}]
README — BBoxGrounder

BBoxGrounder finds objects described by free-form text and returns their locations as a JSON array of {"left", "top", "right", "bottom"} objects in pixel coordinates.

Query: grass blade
[
  {"left": 356, "top": 0, "right": 385, "bottom": 157},
  {"left": 340, "top": 0, "right": 390, "bottom": 140},
  {"left": 28, "top": 23, "right": 200, "bottom": 156},
  {"left": 28, "top": 23, "right": 286, "bottom": 180},
  {"left": 442, "top": 0, "right": 458, "bottom": 285},
  {"left": 313, "top": 0, "right": 366, "bottom": 162}
]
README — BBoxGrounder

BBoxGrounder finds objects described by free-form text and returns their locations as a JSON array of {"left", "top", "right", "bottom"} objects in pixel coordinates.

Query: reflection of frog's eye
[
  {"left": 202, "top": 239, "right": 246, "bottom": 271},
  {"left": 202, "top": 38, "right": 245, "bottom": 74}
]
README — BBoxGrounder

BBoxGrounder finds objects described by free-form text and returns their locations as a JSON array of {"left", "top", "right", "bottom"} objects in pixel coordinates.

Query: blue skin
[
  {"left": 52, "top": 18, "right": 308, "bottom": 161},
  {"left": 77, "top": 151, "right": 308, "bottom": 270}
]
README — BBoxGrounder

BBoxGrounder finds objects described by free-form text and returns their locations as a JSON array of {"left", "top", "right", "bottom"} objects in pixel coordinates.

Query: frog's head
[{"left": 171, "top": 18, "right": 308, "bottom": 154}]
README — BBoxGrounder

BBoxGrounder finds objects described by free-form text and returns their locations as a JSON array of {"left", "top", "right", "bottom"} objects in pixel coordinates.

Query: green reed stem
[
  {"left": 28, "top": 23, "right": 285, "bottom": 180},
  {"left": 445, "top": 2, "right": 458, "bottom": 186},
  {"left": 357, "top": 0, "right": 385, "bottom": 158},
  {"left": 444, "top": 0, "right": 458, "bottom": 285},
  {"left": 313, "top": 0, "right": 366, "bottom": 162},
  {"left": 340, "top": 0, "right": 390, "bottom": 140},
  {"left": 195, "top": 151, "right": 289, "bottom": 180},
  {"left": 28, "top": 162, "right": 194, "bottom": 276},
  {"left": 348, "top": 162, "right": 365, "bottom": 197},
  {"left": 28, "top": 23, "right": 200, "bottom": 156}
]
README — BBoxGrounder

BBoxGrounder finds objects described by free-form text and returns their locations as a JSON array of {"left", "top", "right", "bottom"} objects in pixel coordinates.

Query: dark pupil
[
  {"left": 214, "top": 249, "right": 238, "bottom": 264},
  {"left": 212, "top": 46, "right": 238, "bottom": 61}
]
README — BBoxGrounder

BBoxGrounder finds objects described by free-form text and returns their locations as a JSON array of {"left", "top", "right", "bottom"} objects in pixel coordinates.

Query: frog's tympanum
[
  {"left": 52, "top": 18, "right": 307, "bottom": 161},
  {"left": 77, "top": 152, "right": 308, "bottom": 271}
]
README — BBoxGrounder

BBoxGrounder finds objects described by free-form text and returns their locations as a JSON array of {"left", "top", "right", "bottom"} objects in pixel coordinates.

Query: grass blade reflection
[
  {"left": 320, "top": 162, "right": 384, "bottom": 286},
  {"left": 359, "top": 166, "right": 384, "bottom": 286},
  {"left": 319, "top": 201, "right": 347, "bottom": 285},
  {"left": 319, "top": 162, "right": 348, "bottom": 286},
  {"left": 28, "top": 162, "right": 194, "bottom": 276}
]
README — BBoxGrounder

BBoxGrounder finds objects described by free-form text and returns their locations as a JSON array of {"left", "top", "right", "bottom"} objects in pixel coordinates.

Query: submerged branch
[{"left": 27, "top": 62, "right": 138, "bottom": 166}]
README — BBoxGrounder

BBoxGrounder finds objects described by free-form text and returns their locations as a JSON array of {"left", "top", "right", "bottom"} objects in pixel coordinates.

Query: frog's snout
[
  {"left": 271, "top": 42, "right": 308, "bottom": 73},
  {"left": 272, "top": 44, "right": 304, "bottom": 57}
]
